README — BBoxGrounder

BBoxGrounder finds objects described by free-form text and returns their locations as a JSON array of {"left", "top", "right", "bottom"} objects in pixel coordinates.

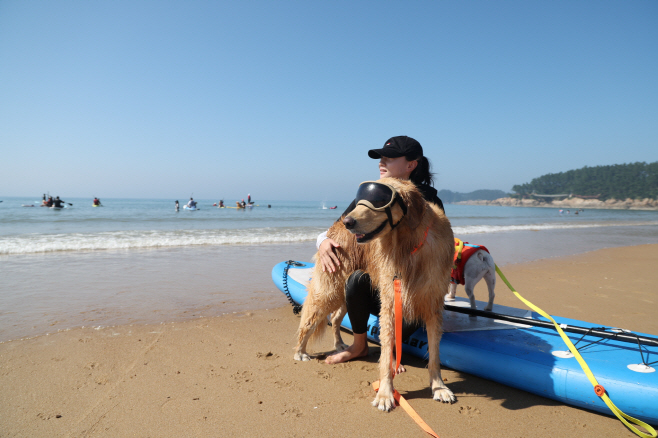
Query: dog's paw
[
  {"left": 372, "top": 391, "right": 396, "bottom": 412},
  {"left": 334, "top": 342, "right": 349, "bottom": 353},
  {"left": 444, "top": 293, "right": 455, "bottom": 301},
  {"left": 293, "top": 352, "right": 311, "bottom": 361},
  {"left": 433, "top": 387, "right": 456, "bottom": 404}
]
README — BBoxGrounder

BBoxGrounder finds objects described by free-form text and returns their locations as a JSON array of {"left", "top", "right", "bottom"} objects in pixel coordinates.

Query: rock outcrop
[{"left": 456, "top": 197, "right": 658, "bottom": 210}]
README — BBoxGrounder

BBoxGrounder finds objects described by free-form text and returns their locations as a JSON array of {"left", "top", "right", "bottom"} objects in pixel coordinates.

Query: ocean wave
[
  {"left": 2, "top": 221, "right": 657, "bottom": 255},
  {"left": 0, "top": 228, "right": 325, "bottom": 255},
  {"left": 453, "top": 221, "right": 658, "bottom": 235}
]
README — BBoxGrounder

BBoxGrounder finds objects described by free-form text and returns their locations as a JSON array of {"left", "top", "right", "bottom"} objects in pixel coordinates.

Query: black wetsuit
[{"left": 339, "top": 183, "right": 444, "bottom": 340}]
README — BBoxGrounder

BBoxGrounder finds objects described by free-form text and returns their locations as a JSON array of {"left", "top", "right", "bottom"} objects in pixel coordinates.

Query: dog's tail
[
  {"left": 308, "top": 311, "right": 330, "bottom": 345},
  {"left": 296, "top": 299, "right": 331, "bottom": 347},
  {"left": 477, "top": 250, "right": 496, "bottom": 270}
]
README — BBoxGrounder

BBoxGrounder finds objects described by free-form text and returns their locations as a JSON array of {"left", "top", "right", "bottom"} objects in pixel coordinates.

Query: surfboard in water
[{"left": 272, "top": 260, "right": 658, "bottom": 426}]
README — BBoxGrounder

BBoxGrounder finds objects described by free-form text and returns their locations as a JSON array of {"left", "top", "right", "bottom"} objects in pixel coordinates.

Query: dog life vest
[{"left": 451, "top": 238, "right": 490, "bottom": 285}]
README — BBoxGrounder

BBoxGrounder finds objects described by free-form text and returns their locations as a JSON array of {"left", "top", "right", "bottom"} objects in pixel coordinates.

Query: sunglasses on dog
[{"left": 355, "top": 181, "right": 399, "bottom": 211}]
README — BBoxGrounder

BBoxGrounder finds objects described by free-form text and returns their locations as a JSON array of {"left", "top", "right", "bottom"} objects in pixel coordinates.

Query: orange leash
[
  {"left": 372, "top": 278, "right": 441, "bottom": 438},
  {"left": 391, "top": 277, "right": 403, "bottom": 374}
]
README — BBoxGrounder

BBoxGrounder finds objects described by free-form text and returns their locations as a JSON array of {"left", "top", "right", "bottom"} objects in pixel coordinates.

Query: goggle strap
[
  {"left": 397, "top": 197, "right": 407, "bottom": 216},
  {"left": 385, "top": 207, "right": 394, "bottom": 228},
  {"left": 387, "top": 198, "right": 408, "bottom": 230}
]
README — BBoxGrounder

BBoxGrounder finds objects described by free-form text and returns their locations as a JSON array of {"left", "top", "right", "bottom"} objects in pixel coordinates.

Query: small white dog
[{"left": 445, "top": 238, "right": 496, "bottom": 312}]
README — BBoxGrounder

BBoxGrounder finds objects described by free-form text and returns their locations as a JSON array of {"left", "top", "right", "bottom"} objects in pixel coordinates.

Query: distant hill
[
  {"left": 438, "top": 189, "right": 509, "bottom": 203},
  {"left": 512, "top": 162, "right": 658, "bottom": 200}
]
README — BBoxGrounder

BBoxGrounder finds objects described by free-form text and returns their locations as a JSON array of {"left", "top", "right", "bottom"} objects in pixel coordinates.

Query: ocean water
[
  {"left": 0, "top": 197, "right": 337, "bottom": 254},
  {"left": 2, "top": 197, "right": 658, "bottom": 255},
  {"left": 1, "top": 196, "right": 658, "bottom": 342}
]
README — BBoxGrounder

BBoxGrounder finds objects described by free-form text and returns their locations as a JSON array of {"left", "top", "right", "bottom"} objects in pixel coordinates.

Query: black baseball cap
[{"left": 368, "top": 136, "right": 423, "bottom": 160}]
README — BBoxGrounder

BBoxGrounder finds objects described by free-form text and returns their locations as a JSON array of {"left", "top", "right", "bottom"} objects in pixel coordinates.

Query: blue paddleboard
[{"left": 272, "top": 260, "right": 658, "bottom": 426}]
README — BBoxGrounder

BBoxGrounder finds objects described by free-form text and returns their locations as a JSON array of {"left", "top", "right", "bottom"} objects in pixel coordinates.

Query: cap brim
[{"left": 368, "top": 148, "right": 404, "bottom": 159}]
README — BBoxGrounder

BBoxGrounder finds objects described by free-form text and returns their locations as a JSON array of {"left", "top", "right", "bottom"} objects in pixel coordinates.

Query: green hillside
[
  {"left": 438, "top": 189, "right": 509, "bottom": 203},
  {"left": 512, "top": 162, "right": 658, "bottom": 200}
]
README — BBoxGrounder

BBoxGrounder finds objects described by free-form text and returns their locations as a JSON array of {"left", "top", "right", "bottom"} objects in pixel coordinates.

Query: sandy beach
[{"left": 1, "top": 244, "right": 657, "bottom": 437}]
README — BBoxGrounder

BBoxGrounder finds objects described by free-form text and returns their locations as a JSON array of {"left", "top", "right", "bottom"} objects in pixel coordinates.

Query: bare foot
[{"left": 325, "top": 342, "right": 368, "bottom": 364}]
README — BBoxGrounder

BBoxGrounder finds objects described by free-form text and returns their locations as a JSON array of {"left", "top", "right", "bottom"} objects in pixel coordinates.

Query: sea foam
[{"left": 2, "top": 221, "right": 657, "bottom": 255}]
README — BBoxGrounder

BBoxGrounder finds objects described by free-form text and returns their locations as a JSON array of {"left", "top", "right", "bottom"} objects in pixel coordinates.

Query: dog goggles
[
  {"left": 354, "top": 181, "right": 408, "bottom": 231},
  {"left": 355, "top": 181, "right": 399, "bottom": 211},
  {"left": 354, "top": 181, "right": 407, "bottom": 228}
]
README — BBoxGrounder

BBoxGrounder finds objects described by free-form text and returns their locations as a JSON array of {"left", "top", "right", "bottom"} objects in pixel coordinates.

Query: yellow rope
[
  {"left": 453, "top": 238, "right": 464, "bottom": 269},
  {"left": 495, "top": 265, "right": 656, "bottom": 438}
]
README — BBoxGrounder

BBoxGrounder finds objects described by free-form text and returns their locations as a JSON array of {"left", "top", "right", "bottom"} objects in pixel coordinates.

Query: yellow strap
[
  {"left": 495, "top": 265, "right": 657, "bottom": 438},
  {"left": 453, "top": 238, "right": 464, "bottom": 269}
]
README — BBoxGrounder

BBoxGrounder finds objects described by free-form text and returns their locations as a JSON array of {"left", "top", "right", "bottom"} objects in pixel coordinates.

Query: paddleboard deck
[{"left": 272, "top": 260, "right": 658, "bottom": 426}]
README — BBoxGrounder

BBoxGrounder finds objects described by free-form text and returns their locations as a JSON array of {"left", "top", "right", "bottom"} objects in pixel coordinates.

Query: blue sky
[{"left": 1, "top": 1, "right": 656, "bottom": 201}]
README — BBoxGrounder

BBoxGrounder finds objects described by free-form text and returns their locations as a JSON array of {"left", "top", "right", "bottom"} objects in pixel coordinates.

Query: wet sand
[
  {"left": 1, "top": 244, "right": 657, "bottom": 437},
  {"left": 3, "top": 224, "right": 658, "bottom": 343},
  {"left": 0, "top": 242, "right": 318, "bottom": 342}
]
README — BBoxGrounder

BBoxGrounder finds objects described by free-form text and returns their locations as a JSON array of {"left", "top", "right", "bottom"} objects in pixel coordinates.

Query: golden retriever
[{"left": 294, "top": 177, "right": 455, "bottom": 411}]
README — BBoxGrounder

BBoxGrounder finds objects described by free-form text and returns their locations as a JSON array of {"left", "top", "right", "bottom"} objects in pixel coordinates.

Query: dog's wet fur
[{"left": 294, "top": 178, "right": 456, "bottom": 411}]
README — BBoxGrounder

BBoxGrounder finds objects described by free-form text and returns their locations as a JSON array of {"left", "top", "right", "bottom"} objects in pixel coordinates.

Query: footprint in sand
[
  {"left": 207, "top": 365, "right": 227, "bottom": 377},
  {"left": 231, "top": 370, "right": 253, "bottom": 383},
  {"left": 272, "top": 378, "right": 293, "bottom": 389},
  {"left": 281, "top": 407, "right": 302, "bottom": 418},
  {"left": 256, "top": 351, "right": 279, "bottom": 360},
  {"left": 37, "top": 412, "right": 62, "bottom": 420},
  {"left": 458, "top": 406, "right": 481, "bottom": 415}
]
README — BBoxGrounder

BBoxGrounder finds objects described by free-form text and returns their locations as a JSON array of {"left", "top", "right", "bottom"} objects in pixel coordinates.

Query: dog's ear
[{"left": 398, "top": 183, "right": 426, "bottom": 230}]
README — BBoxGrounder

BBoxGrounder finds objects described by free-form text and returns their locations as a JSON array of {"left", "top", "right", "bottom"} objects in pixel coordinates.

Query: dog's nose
[{"left": 343, "top": 216, "right": 356, "bottom": 230}]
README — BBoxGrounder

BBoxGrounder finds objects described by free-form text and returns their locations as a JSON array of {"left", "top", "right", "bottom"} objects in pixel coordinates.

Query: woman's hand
[{"left": 319, "top": 238, "right": 341, "bottom": 272}]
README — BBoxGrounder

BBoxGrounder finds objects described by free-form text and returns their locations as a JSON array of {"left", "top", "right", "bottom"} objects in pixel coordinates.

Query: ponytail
[{"left": 409, "top": 156, "right": 434, "bottom": 187}]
